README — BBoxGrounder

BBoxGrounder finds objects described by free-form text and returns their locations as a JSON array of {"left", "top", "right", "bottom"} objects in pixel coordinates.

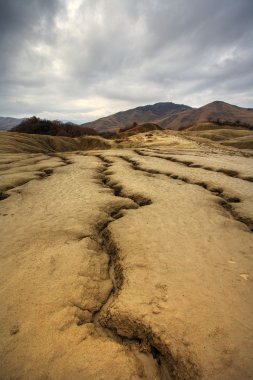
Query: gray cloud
[{"left": 0, "top": 0, "right": 252, "bottom": 122}]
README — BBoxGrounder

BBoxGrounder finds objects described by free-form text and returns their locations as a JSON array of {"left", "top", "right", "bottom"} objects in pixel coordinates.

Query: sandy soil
[{"left": 0, "top": 136, "right": 253, "bottom": 379}]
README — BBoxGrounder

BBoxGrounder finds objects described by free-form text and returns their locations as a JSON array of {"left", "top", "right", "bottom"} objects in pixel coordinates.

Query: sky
[{"left": 0, "top": 0, "right": 253, "bottom": 123}]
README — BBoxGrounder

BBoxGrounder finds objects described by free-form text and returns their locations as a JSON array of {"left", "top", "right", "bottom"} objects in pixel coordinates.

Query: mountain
[
  {"left": 0, "top": 117, "right": 24, "bottom": 131},
  {"left": 80, "top": 101, "right": 253, "bottom": 133},
  {"left": 80, "top": 102, "right": 191, "bottom": 132},
  {"left": 158, "top": 101, "right": 253, "bottom": 130}
]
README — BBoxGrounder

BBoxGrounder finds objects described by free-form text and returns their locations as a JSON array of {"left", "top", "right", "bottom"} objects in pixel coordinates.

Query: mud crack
[
  {"left": 120, "top": 154, "right": 253, "bottom": 233},
  {"left": 96, "top": 154, "right": 152, "bottom": 206},
  {"left": 0, "top": 157, "right": 73, "bottom": 202},
  {"left": 74, "top": 154, "right": 171, "bottom": 378},
  {"left": 0, "top": 192, "right": 9, "bottom": 201},
  {"left": 0, "top": 168, "right": 53, "bottom": 202},
  {"left": 135, "top": 149, "right": 253, "bottom": 183},
  {"left": 81, "top": 154, "right": 200, "bottom": 380},
  {"left": 93, "top": 153, "right": 151, "bottom": 308},
  {"left": 58, "top": 155, "right": 73, "bottom": 166}
]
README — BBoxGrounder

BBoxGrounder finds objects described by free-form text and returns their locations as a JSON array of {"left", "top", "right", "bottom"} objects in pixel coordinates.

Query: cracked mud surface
[{"left": 0, "top": 145, "right": 253, "bottom": 380}]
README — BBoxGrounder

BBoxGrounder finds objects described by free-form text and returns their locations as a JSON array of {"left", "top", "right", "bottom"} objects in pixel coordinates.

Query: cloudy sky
[{"left": 1, "top": 0, "right": 253, "bottom": 123}]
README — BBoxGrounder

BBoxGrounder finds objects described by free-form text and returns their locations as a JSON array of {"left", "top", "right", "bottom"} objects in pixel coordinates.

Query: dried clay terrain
[{"left": 0, "top": 132, "right": 253, "bottom": 380}]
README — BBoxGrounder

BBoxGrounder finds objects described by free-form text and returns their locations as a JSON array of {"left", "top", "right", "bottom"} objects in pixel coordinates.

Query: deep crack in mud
[
  {"left": 78, "top": 153, "right": 201, "bottom": 380},
  {"left": 93, "top": 155, "right": 166, "bottom": 376}
]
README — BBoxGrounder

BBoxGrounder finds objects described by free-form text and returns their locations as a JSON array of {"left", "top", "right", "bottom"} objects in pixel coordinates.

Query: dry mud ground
[{"left": 0, "top": 139, "right": 253, "bottom": 379}]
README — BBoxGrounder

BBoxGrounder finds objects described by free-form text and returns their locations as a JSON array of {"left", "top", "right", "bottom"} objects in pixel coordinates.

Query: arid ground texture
[{"left": 0, "top": 132, "right": 253, "bottom": 380}]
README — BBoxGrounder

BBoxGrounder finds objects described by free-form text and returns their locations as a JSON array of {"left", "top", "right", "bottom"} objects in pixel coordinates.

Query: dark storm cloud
[
  {"left": 0, "top": 0, "right": 252, "bottom": 122},
  {"left": 0, "top": 0, "right": 60, "bottom": 71},
  {"left": 0, "top": 0, "right": 59, "bottom": 36}
]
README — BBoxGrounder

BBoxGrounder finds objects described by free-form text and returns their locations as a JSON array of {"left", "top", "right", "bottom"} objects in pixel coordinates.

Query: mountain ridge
[
  {"left": 2, "top": 100, "right": 253, "bottom": 133},
  {"left": 81, "top": 102, "right": 191, "bottom": 132}
]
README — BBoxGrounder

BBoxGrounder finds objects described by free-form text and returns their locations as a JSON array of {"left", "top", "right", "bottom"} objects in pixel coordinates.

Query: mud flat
[{"left": 0, "top": 137, "right": 253, "bottom": 379}]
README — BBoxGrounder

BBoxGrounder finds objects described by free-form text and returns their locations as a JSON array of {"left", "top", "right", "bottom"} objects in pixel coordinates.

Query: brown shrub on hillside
[{"left": 11, "top": 116, "right": 98, "bottom": 137}]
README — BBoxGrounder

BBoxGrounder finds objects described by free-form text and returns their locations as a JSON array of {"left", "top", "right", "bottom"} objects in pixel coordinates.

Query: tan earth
[{"left": 0, "top": 132, "right": 253, "bottom": 380}]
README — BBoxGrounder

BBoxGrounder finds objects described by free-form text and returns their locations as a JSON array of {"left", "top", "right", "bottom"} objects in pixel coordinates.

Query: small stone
[
  {"left": 76, "top": 310, "right": 92, "bottom": 325},
  {"left": 152, "top": 306, "right": 161, "bottom": 314},
  {"left": 10, "top": 324, "right": 19, "bottom": 335},
  {"left": 240, "top": 273, "right": 250, "bottom": 280}
]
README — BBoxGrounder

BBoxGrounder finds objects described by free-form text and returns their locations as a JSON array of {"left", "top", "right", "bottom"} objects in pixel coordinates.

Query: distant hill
[
  {"left": 0, "top": 117, "right": 24, "bottom": 131},
  {"left": 158, "top": 101, "right": 253, "bottom": 130},
  {"left": 80, "top": 102, "right": 191, "bottom": 132}
]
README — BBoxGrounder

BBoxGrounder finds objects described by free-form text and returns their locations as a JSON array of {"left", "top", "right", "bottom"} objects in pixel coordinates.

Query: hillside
[
  {"left": 81, "top": 102, "right": 191, "bottom": 132},
  {"left": 0, "top": 116, "right": 24, "bottom": 131},
  {"left": 0, "top": 132, "right": 111, "bottom": 154},
  {"left": 159, "top": 101, "right": 253, "bottom": 130}
]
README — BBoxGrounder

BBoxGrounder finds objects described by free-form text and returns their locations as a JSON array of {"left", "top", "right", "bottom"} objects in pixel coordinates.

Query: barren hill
[
  {"left": 81, "top": 102, "right": 191, "bottom": 132},
  {"left": 159, "top": 101, "right": 253, "bottom": 130}
]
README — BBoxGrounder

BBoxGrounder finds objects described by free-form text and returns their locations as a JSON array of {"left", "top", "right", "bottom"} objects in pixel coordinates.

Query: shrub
[{"left": 11, "top": 117, "right": 98, "bottom": 137}]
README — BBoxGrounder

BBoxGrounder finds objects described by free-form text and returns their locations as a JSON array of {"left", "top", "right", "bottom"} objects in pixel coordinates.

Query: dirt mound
[{"left": 119, "top": 122, "right": 163, "bottom": 137}]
